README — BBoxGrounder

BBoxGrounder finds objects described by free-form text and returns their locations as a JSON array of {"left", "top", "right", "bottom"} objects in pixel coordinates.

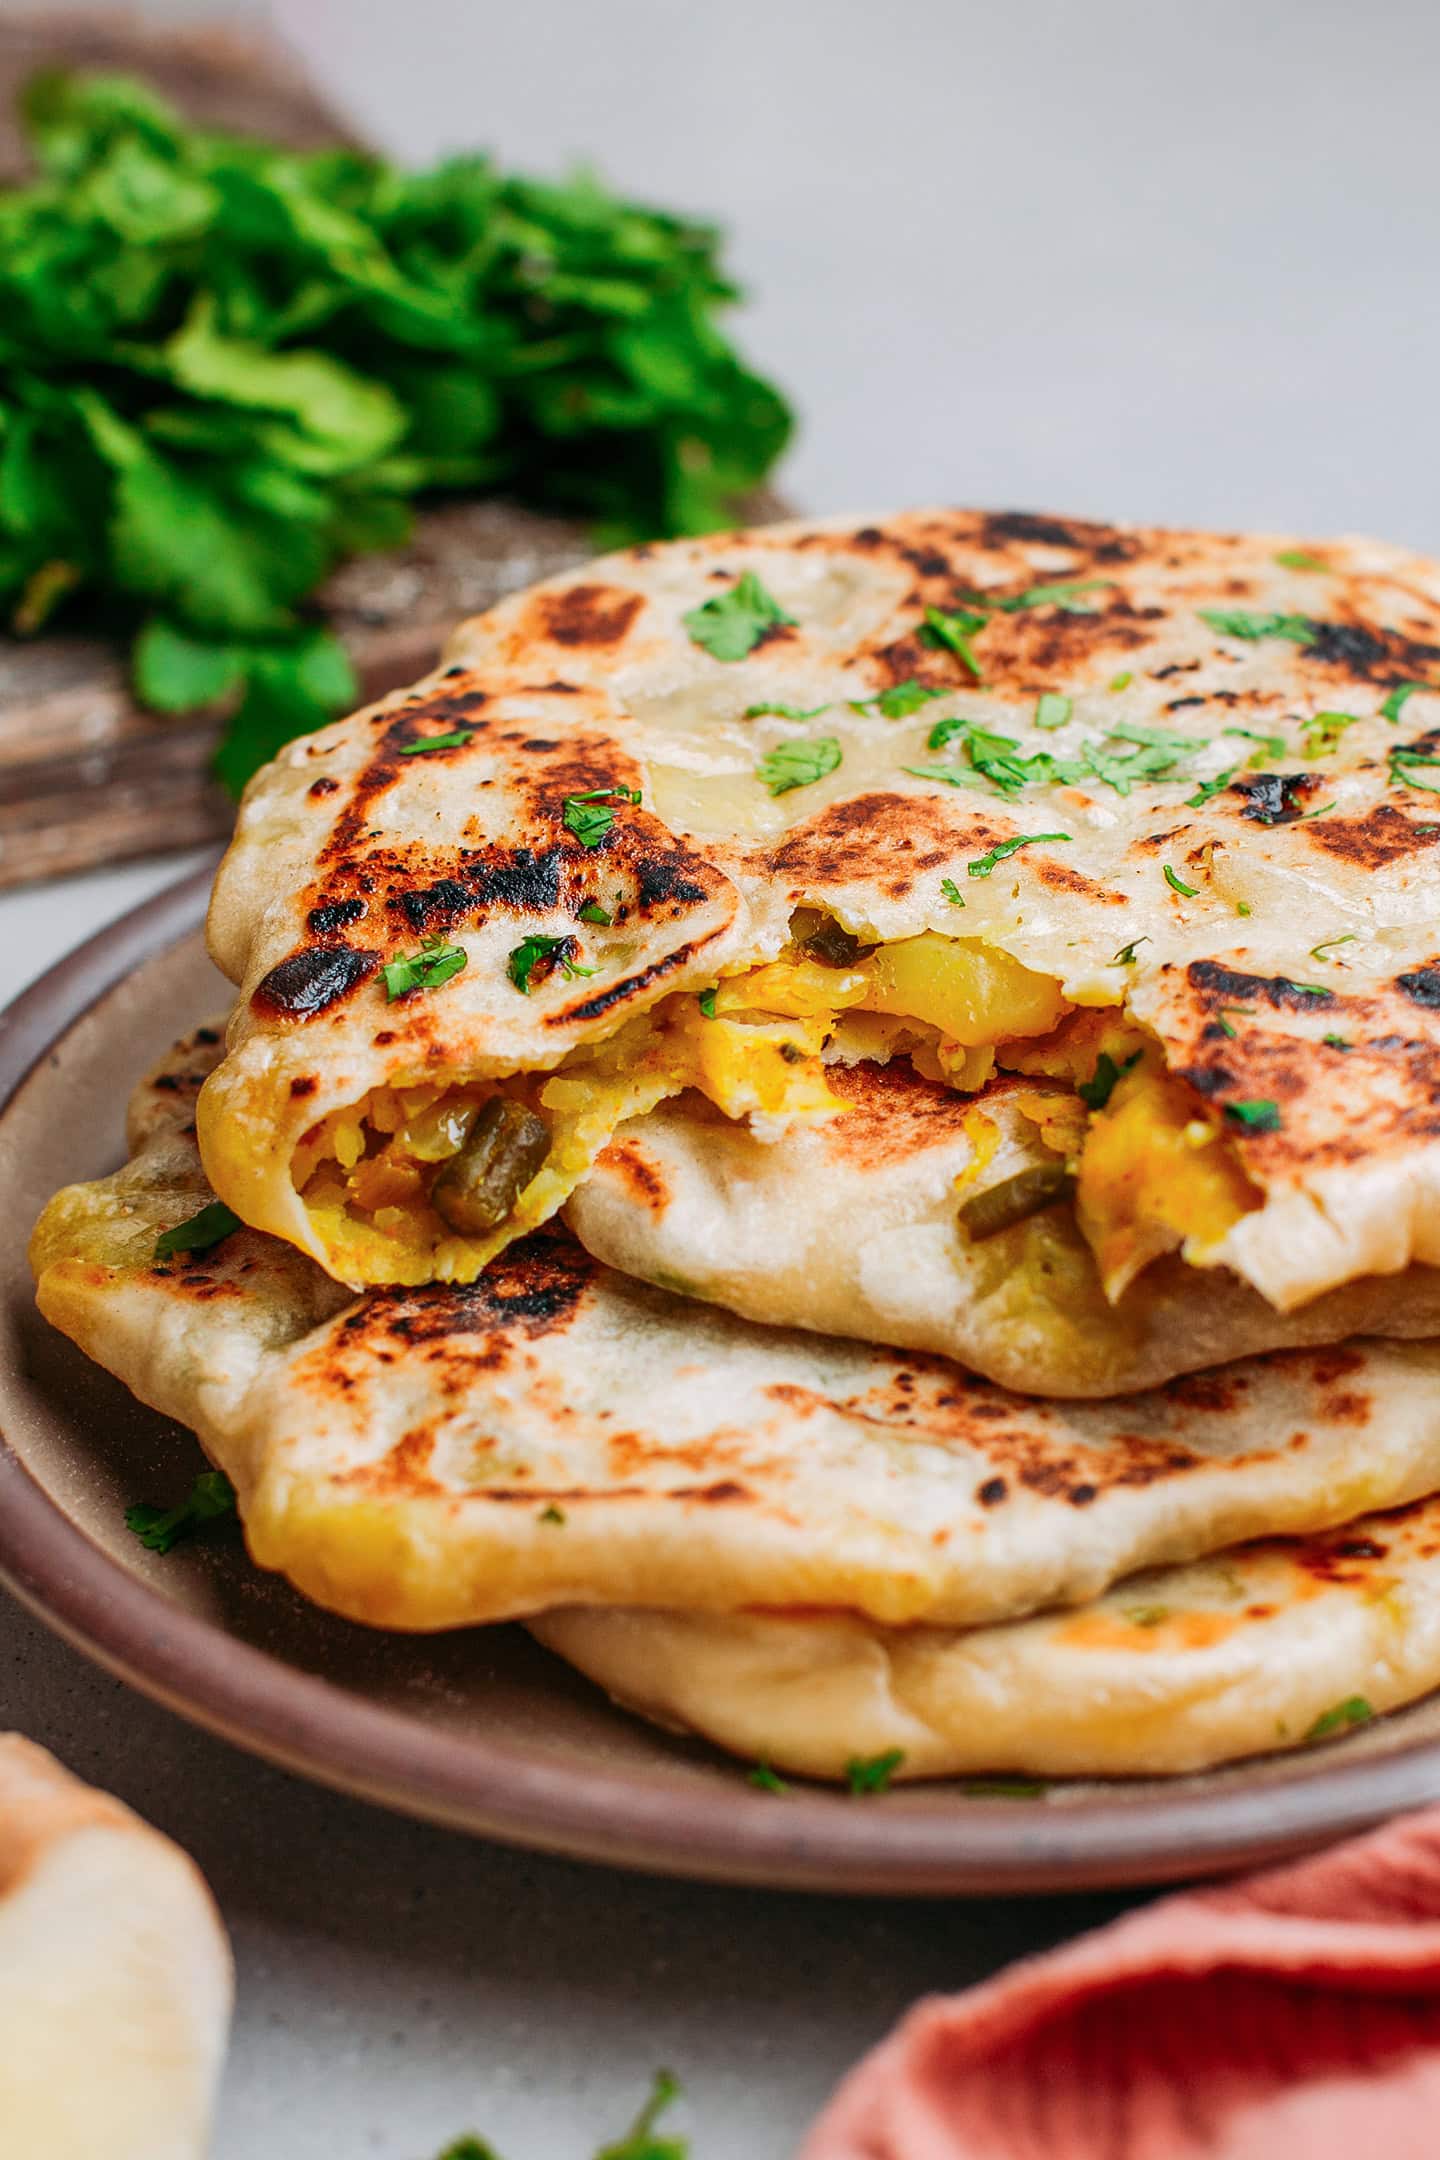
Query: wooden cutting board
[{"left": 0, "top": 14, "right": 784, "bottom": 889}]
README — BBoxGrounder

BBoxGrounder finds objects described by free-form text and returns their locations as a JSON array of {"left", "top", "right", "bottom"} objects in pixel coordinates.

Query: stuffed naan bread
[
  {"left": 29, "top": 1028, "right": 1440, "bottom": 1635},
  {"left": 534, "top": 1495, "right": 1440, "bottom": 1780},
  {"left": 569, "top": 1059, "right": 1440, "bottom": 1397},
  {"left": 196, "top": 512, "right": 1440, "bottom": 1396}
]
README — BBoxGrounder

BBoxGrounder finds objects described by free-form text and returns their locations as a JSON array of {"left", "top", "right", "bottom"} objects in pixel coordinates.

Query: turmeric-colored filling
[{"left": 292, "top": 922, "right": 1260, "bottom": 1290}]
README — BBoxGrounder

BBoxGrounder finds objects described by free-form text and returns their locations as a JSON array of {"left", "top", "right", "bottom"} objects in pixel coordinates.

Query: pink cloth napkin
[{"left": 801, "top": 1809, "right": 1440, "bottom": 2159}]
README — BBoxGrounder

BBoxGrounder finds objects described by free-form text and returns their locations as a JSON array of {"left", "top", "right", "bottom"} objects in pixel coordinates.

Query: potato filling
[{"left": 292, "top": 913, "right": 1260, "bottom": 1289}]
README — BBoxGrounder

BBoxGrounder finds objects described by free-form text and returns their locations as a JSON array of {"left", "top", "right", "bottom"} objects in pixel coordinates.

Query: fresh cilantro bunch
[{"left": 0, "top": 71, "right": 791, "bottom": 791}]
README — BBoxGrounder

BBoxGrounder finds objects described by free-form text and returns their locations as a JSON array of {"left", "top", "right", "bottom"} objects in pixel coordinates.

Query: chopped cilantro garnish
[
  {"left": 594, "top": 2071, "right": 685, "bottom": 2160},
  {"left": 579, "top": 901, "right": 613, "bottom": 925},
  {"left": 845, "top": 1748, "right": 905, "bottom": 1795},
  {"left": 854, "top": 678, "right": 943, "bottom": 720},
  {"left": 562, "top": 785, "right": 641, "bottom": 848},
  {"left": 1309, "top": 933, "right": 1357, "bottom": 961},
  {"left": 1273, "top": 548, "right": 1330, "bottom": 572},
  {"left": 126, "top": 1469, "right": 236, "bottom": 1555},
  {"left": 1214, "top": 1016, "right": 1237, "bottom": 1040},
  {"left": 1163, "top": 863, "right": 1199, "bottom": 897},
  {"left": 1284, "top": 980, "right": 1330, "bottom": 998},
  {"left": 697, "top": 986, "right": 718, "bottom": 1018},
  {"left": 917, "top": 716, "right": 1075, "bottom": 796},
  {"left": 400, "top": 730, "right": 471, "bottom": 755},
  {"left": 744, "top": 699, "right": 828, "bottom": 720},
  {"left": 1200, "top": 608, "right": 1317, "bottom": 644},
  {"left": 940, "top": 877, "right": 966, "bottom": 907},
  {"left": 684, "top": 571, "right": 794, "bottom": 660},
  {"left": 1389, "top": 746, "right": 1440, "bottom": 794},
  {"left": 383, "top": 936, "right": 468, "bottom": 1000},
  {"left": 1109, "top": 671, "right": 1134, "bottom": 692},
  {"left": 919, "top": 603, "right": 987, "bottom": 679},
  {"left": 1186, "top": 767, "right": 1236, "bottom": 808},
  {"left": 1077, "top": 1049, "right": 1141, "bottom": 1111},
  {"left": 968, "top": 831, "right": 1071, "bottom": 879},
  {"left": 1035, "top": 692, "right": 1072, "bottom": 729},
  {"left": 1302, "top": 710, "right": 1359, "bottom": 755},
  {"left": 1225, "top": 1098, "right": 1282, "bottom": 1133},
  {"left": 1111, "top": 936, "right": 1149, "bottom": 965},
  {"left": 748, "top": 1762, "right": 789, "bottom": 1793},
  {"left": 1223, "top": 725, "right": 1287, "bottom": 764},
  {"left": 1078, "top": 738, "right": 1182, "bottom": 797},
  {"left": 154, "top": 1199, "right": 241, "bottom": 1261},
  {"left": 1297, "top": 799, "right": 1336, "bottom": 821},
  {"left": 997, "top": 578, "right": 1110, "bottom": 613},
  {"left": 1107, "top": 720, "right": 1199, "bottom": 753},
  {"left": 962, "top": 1778, "right": 1049, "bottom": 1798},
  {"left": 432, "top": 2141, "right": 500, "bottom": 2160},
  {"left": 538, "top": 1504, "right": 566, "bottom": 1525},
  {"left": 507, "top": 934, "right": 593, "bottom": 994},
  {"left": 1306, "top": 1696, "right": 1374, "bottom": 1743},
  {"left": 1214, "top": 1007, "right": 1256, "bottom": 1040},
  {"left": 1236, "top": 900, "right": 1252, "bottom": 916},
  {"left": 756, "top": 735, "right": 841, "bottom": 795},
  {"left": 1323, "top": 1032, "right": 1353, "bottom": 1050},
  {"left": 1382, "top": 682, "right": 1431, "bottom": 723}
]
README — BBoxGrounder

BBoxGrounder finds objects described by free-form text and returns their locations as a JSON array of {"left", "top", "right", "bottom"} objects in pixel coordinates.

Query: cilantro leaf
[
  {"left": 1382, "top": 682, "right": 1431, "bottom": 723},
  {"left": 1305, "top": 1696, "right": 1374, "bottom": 1743},
  {"left": 1273, "top": 548, "right": 1330, "bottom": 572},
  {"left": 1223, "top": 726, "right": 1287, "bottom": 764},
  {"left": 995, "top": 578, "right": 1110, "bottom": 613},
  {"left": 154, "top": 1199, "right": 242, "bottom": 1260},
  {"left": 1163, "top": 863, "right": 1199, "bottom": 897},
  {"left": 383, "top": 937, "right": 468, "bottom": 1000},
  {"left": 744, "top": 700, "right": 828, "bottom": 720},
  {"left": 1186, "top": 767, "right": 1236, "bottom": 808},
  {"left": 1109, "top": 671, "right": 1134, "bottom": 691},
  {"left": 853, "top": 677, "right": 944, "bottom": 720},
  {"left": 400, "top": 730, "right": 471, "bottom": 755},
  {"left": 1389, "top": 746, "right": 1440, "bottom": 794},
  {"left": 756, "top": 735, "right": 841, "bottom": 795},
  {"left": 919, "top": 603, "right": 987, "bottom": 679},
  {"left": 507, "top": 933, "right": 594, "bottom": 994},
  {"left": 1199, "top": 609, "right": 1317, "bottom": 643},
  {"left": 562, "top": 786, "right": 641, "bottom": 847},
  {"left": 594, "top": 2071, "right": 686, "bottom": 2160},
  {"left": 684, "top": 571, "right": 794, "bottom": 660},
  {"left": 968, "top": 831, "right": 1071, "bottom": 879},
  {"left": 845, "top": 1749, "right": 905, "bottom": 1795},
  {"left": 0, "top": 69, "right": 792, "bottom": 792},
  {"left": 1225, "top": 1098, "right": 1282, "bottom": 1133},
  {"left": 697, "top": 986, "right": 718, "bottom": 1017},
  {"left": 940, "top": 877, "right": 966, "bottom": 907},
  {"left": 1111, "top": 937, "right": 1149, "bottom": 965},
  {"left": 748, "top": 1763, "right": 789, "bottom": 1793},
  {"left": 1309, "top": 933, "right": 1357, "bottom": 960},
  {"left": 125, "top": 1469, "right": 236, "bottom": 1555},
  {"left": 1302, "top": 710, "right": 1358, "bottom": 755},
  {"left": 1077, "top": 1049, "right": 1141, "bottom": 1111},
  {"left": 579, "top": 901, "right": 613, "bottom": 926},
  {"left": 1034, "top": 692, "right": 1072, "bottom": 729}
]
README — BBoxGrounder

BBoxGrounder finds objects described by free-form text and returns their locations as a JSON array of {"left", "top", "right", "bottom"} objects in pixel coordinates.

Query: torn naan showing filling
[
  {"left": 273, "top": 907, "right": 1258, "bottom": 1298},
  {"left": 198, "top": 509, "right": 1440, "bottom": 1306}
]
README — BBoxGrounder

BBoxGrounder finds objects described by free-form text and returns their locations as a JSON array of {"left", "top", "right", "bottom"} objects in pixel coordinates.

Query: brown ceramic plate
[{"left": 5, "top": 867, "right": 1440, "bottom": 1894}]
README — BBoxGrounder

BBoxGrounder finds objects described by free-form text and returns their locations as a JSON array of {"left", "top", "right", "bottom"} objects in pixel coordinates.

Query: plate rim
[{"left": 6, "top": 864, "right": 1440, "bottom": 1894}]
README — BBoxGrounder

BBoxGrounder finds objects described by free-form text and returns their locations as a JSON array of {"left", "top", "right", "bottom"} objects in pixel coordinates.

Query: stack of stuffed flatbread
[{"left": 32, "top": 508, "right": 1440, "bottom": 1782}]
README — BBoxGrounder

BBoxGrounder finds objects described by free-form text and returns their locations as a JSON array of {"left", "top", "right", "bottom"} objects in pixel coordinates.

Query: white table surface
[{"left": 8, "top": 0, "right": 1440, "bottom": 2149}]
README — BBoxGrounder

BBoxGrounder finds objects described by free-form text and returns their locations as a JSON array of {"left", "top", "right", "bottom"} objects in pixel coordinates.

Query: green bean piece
[
  {"left": 430, "top": 1098, "right": 551, "bottom": 1235},
  {"left": 958, "top": 1163, "right": 1075, "bottom": 1242}
]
